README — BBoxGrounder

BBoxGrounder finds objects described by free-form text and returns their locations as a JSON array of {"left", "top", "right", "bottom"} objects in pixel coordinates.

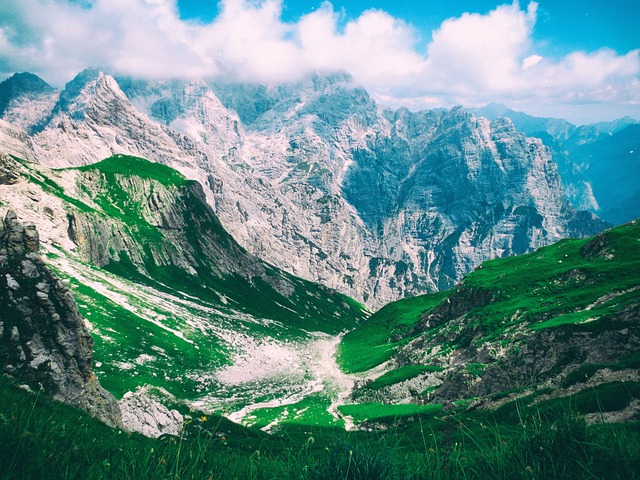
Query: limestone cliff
[
  {"left": 0, "top": 210, "right": 122, "bottom": 428},
  {"left": 0, "top": 70, "right": 609, "bottom": 307}
]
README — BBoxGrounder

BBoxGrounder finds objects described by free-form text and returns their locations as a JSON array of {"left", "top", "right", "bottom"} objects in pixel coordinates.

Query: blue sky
[
  {"left": 176, "top": 0, "right": 640, "bottom": 57},
  {"left": 0, "top": 0, "right": 638, "bottom": 123}
]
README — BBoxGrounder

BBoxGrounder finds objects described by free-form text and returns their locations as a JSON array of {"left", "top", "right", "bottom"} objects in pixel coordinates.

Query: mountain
[
  {"left": 0, "top": 70, "right": 607, "bottom": 308},
  {"left": 340, "top": 108, "right": 607, "bottom": 298},
  {"left": 473, "top": 103, "right": 640, "bottom": 225},
  {"left": 563, "top": 124, "right": 640, "bottom": 226},
  {"left": 0, "top": 151, "right": 366, "bottom": 429},
  {"left": 0, "top": 72, "right": 59, "bottom": 134},
  {"left": 1, "top": 70, "right": 603, "bottom": 306},
  {"left": 338, "top": 219, "right": 640, "bottom": 425},
  {"left": 0, "top": 159, "right": 638, "bottom": 473},
  {"left": 0, "top": 207, "right": 121, "bottom": 428},
  {"left": 0, "top": 73, "right": 638, "bottom": 477},
  {"left": 472, "top": 103, "right": 576, "bottom": 141}
]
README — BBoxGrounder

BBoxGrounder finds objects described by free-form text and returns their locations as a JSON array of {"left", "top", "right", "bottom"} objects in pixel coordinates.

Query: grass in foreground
[{"left": 1, "top": 375, "right": 639, "bottom": 480}]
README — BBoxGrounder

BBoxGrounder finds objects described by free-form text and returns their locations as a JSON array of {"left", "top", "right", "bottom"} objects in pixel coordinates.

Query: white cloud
[
  {"left": 522, "top": 55, "right": 542, "bottom": 70},
  {"left": 414, "top": 1, "right": 640, "bottom": 110},
  {"left": 0, "top": 0, "right": 638, "bottom": 122},
  {"left": 297, "top": 4, "right": 424, "bottom": 85},
  {"left": 423, "top": 2, "right": 538, "bottom": 95}
]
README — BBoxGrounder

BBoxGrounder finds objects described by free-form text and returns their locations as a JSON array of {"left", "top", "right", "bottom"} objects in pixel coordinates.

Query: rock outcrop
[
  {"left": 0, "top": 210, "right": 122, "bottom": 428},
  {"left": 119, "top": 386, "right": 184, "bottom": 438},
  {"left": 0, "top": 152, "right": 22, "bottom": 185}
]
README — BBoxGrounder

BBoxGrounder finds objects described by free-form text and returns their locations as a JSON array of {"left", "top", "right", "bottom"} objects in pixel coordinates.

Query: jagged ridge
[{"left": 0, "top": 70, "right": 609, "bottom": 308}]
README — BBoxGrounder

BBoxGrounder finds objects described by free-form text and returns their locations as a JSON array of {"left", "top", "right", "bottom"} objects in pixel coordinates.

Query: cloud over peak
[{"left": 0, "top": 0, "right": 638, "bottom": 122}]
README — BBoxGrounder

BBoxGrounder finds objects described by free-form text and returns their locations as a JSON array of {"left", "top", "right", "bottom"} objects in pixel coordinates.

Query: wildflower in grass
[{"left": 200, "top": 415, "right": 207, "bottom": 422}]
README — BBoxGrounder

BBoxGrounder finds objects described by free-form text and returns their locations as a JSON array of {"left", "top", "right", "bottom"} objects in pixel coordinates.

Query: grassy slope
[
  {"left": 338, "top": 220, "right": 640, "bottom": 425},
  {"left": 76, "top": 155, "right": 189, "bottom": 186},
  {"left": 2, "top": 373, "right": 639, "bottom": 480},
  {"left": 9, "top": 155, "right": 367, "bottom": 423},
  {"left": 461, "top": 221, "right": 640, "bottom": 333},
  {"left": 71, "top": 155, "right": 367, "bottom": 333},
  {"left": 338, "top": 291, "right": 449, "bottom": 373}
]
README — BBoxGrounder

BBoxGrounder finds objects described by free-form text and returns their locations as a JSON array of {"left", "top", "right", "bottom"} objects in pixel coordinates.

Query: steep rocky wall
[
  {"left": 64, "top": 164, "right": 266, "bottom": 281},
  {"left": 0, "top": 210, "right": 122, "bottom": 428},
  {"left": 1, "top": 70, "right": 610, "bottom": 308}
]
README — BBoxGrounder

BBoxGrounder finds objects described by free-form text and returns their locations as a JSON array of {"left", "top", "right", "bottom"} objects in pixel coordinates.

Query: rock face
[
  {"left": 474, "top": 103, "right": 640, "bottom": 226},
  {"left": 405, "top": 287, "right": 640, "bottom": 405},
  {"left": 119, "top": 387, "right": 183, "bottom": 438},
  {"left": 0, "top": 120, "right": 37, "bottom": 162},
  {"left": 0, "top": 210, "right": 122, "bottom": 428},
  {"left": 0, "top": 152, "right": 22, "bottom": 185},
  {"left": 0, "top": 72, "right": 59, "bottom": 134},
  {"left": 0, "top": 70, "right": 609, "bottom": 307}
]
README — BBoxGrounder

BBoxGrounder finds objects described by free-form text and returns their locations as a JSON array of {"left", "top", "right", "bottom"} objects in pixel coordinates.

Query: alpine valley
[{"left": 0, "top": 69, "right": 639, "bottom": 479}]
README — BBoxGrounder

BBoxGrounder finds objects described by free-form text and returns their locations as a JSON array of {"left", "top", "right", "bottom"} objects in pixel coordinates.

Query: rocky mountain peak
[
  {"left": 55, "top": 68, "right": 127, "bottom": 122},
  {"left": 0, "top": 72, "right": 59, "bottom": 134},
  {"left": 0, "top": 210, "right": 122, "bottom": 428},
  {"left": 0, "top": 72, "right": 55, "bottom": 111},
  {"left": 0, "top": 209, "right": 39, "bottom": 260}
]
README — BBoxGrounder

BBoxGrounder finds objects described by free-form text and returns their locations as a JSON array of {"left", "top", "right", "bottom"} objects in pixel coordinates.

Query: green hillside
[
  {"left": 3, "top": 154, "right": 366, "bottom": 424},
  {"left": 339, "top": 219, "right": 640, "bottom": 426},
  {"left": 2, "top": 152, "right": 640, "bottom": 478},
  {"left": 2, "top": 364, "right": 639, "bottom": 479}
]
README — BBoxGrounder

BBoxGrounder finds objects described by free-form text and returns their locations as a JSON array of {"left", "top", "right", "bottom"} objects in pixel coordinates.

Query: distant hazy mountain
[{"left": 473, "top": 103, "right": 639, "bottom": 226}]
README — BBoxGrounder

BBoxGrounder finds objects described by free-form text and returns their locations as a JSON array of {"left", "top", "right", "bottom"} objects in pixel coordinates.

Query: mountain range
[
  {"left": 2, "top": 146, "right": 638, "bottom": 433},
  {"left": 474, "top": 102, "right": 640, "bottom": 225},
  {"left": 0, "top": 69, "right": 623, "bottom": 309}
]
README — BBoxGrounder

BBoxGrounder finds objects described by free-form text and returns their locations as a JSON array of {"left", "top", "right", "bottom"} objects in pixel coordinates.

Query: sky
[{"left": 0, "top": 0, "right": 638, "bottom": 124}]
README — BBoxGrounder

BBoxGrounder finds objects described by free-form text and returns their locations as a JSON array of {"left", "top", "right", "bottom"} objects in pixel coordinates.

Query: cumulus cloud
[
  {"left": 424, "top": 2, "right": 537, "bottom": 95},
  {"left": 410, "top": 1, "right": 640, "bottom": 110},
  {"left": 0, "top": 0, "right": 638, "bottom": 121}
]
